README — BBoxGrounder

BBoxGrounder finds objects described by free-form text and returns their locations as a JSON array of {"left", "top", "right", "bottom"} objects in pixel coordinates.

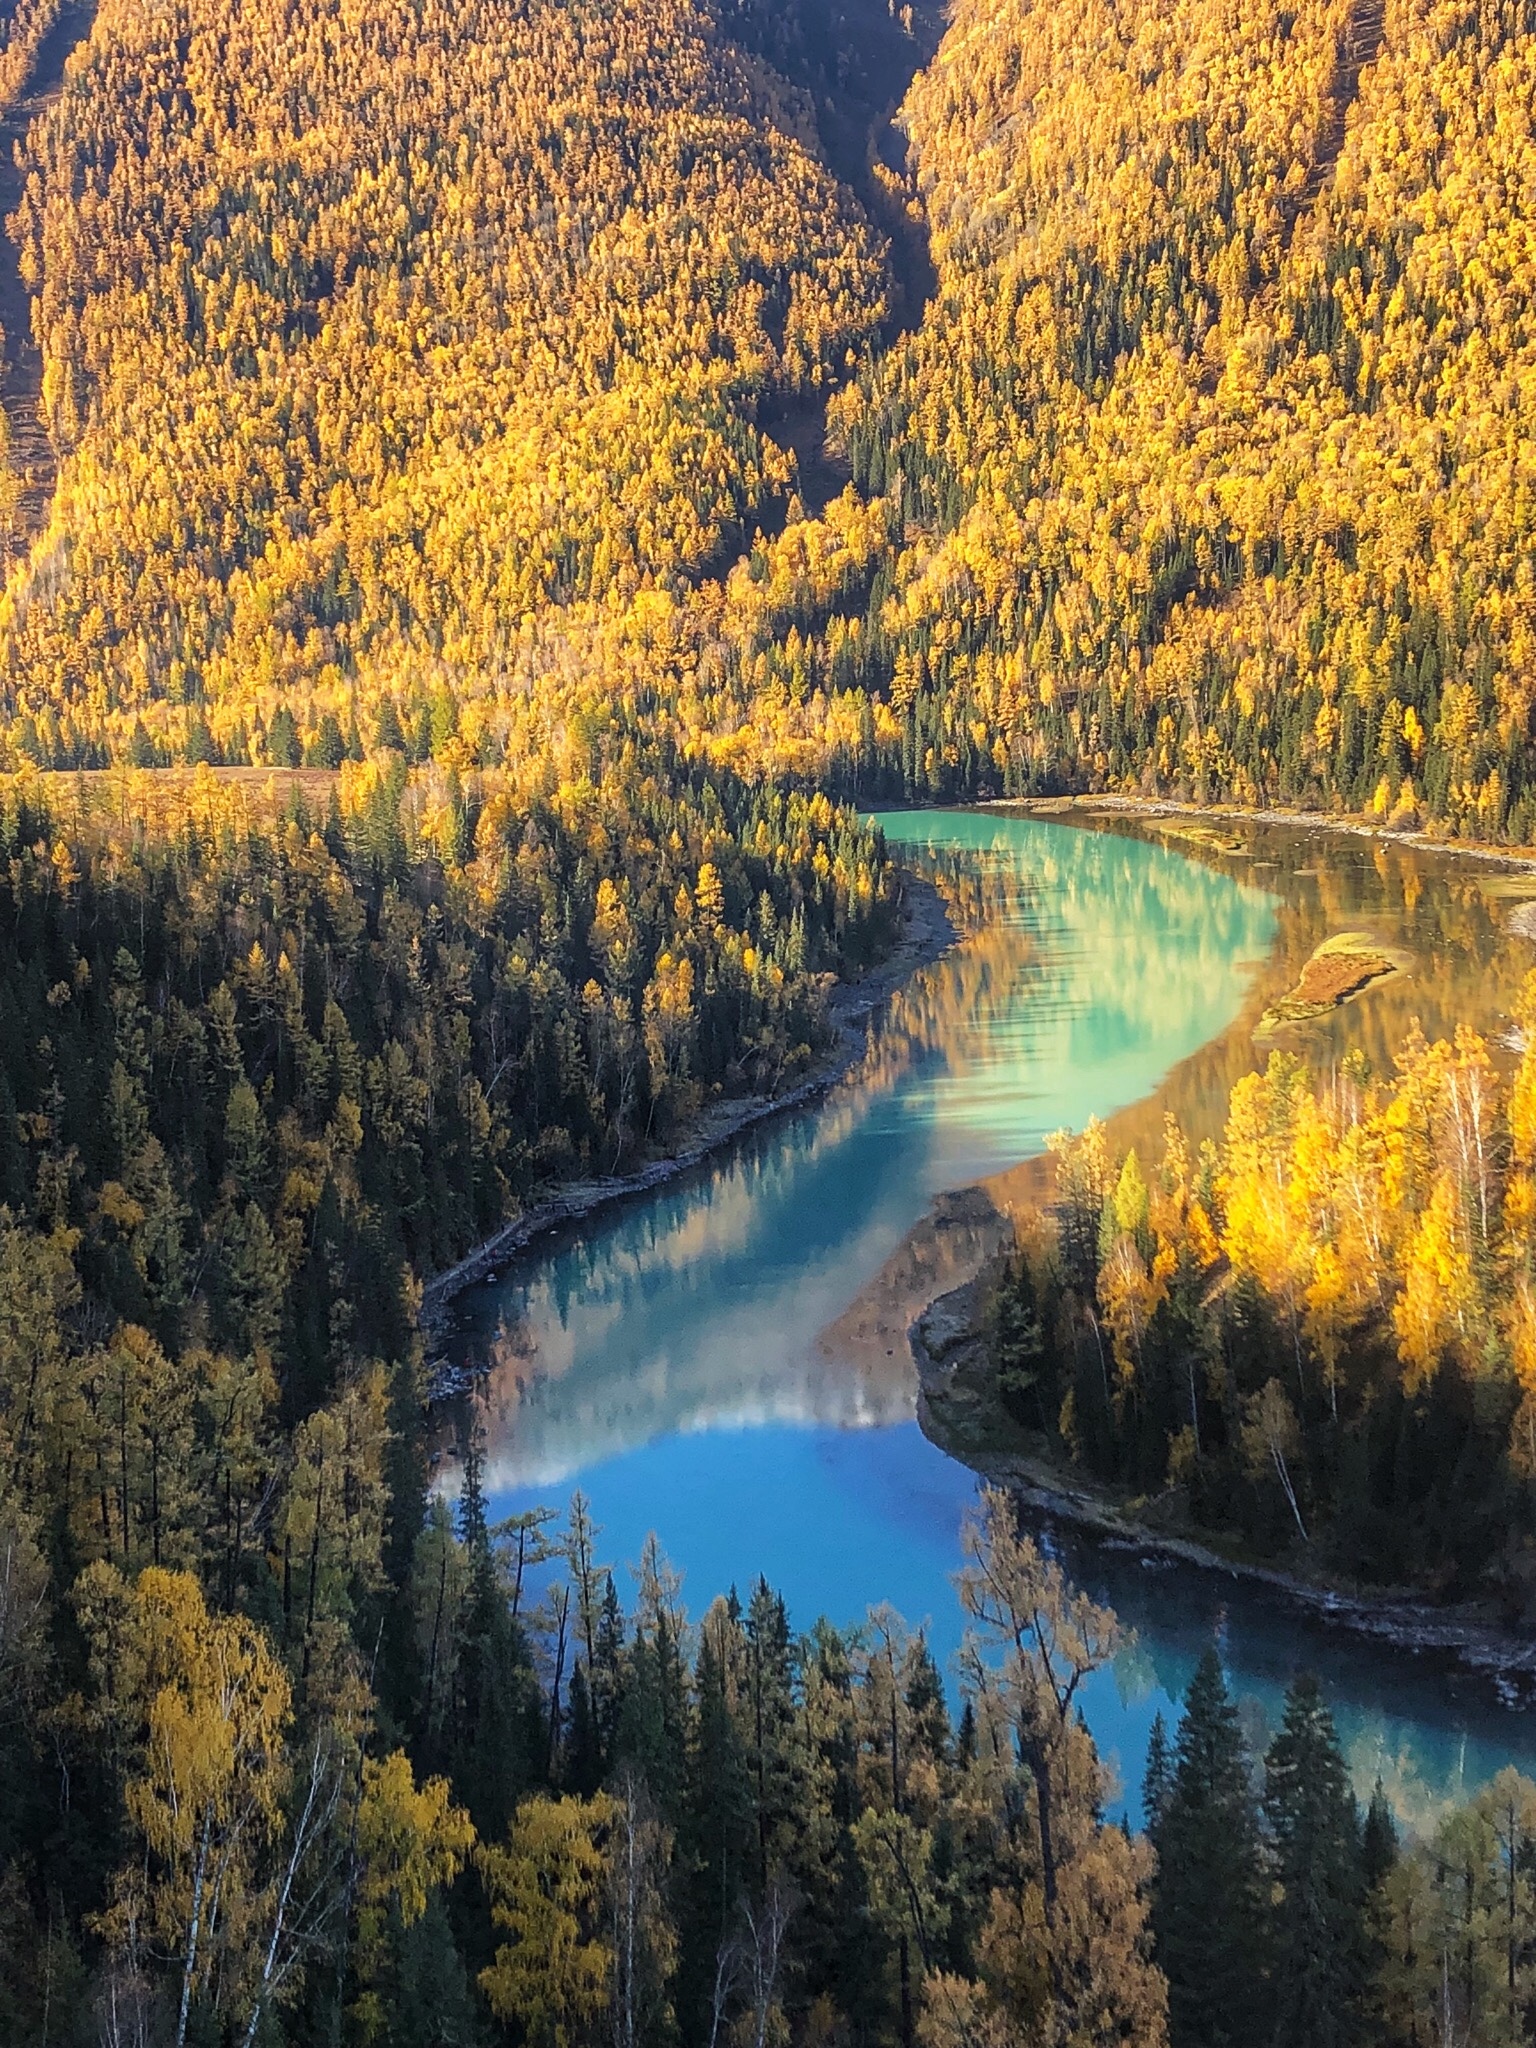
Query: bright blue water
[{"left": 445, "top": 810, "right": 1536, "bottom": 1827}]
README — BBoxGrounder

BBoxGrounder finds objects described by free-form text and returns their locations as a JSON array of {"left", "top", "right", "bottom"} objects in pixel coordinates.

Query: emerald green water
[{"left": 444, "top": 810, "right": 1536, "bottom": 1826}]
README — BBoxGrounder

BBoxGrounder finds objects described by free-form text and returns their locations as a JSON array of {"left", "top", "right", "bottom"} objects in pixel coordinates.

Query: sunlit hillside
[
  {"left": 829, "top": 0, "right": 1536, "bottom": 833},
  {"left": 8, "top": 0, "right": 1534, "bottom": 847},
  {"left": 0, "top": 0, "right": 886, "bottom": 768}
]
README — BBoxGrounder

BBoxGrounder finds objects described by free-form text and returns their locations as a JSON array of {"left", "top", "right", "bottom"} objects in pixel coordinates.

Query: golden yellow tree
[
  {"left": 479, "top": 1792, "right": 616, "bottom": 2046},
  {"left": 352, "top": 1750, "right": 477, "bottom": 2041},
  {"left": 77, "top": 1564, "right": 291, "bottom": 2048}
]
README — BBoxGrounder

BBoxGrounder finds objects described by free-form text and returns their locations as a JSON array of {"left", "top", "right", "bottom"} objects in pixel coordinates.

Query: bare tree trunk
[
  {"left": 745, "top": 1879, "right": 795, "bottom": 2048},
  {"left": 176, "top": 1807, "right": 214, "bottom": 2048},
  {"left": 1024, "top": 1736, "right": 1058, "bottom": 1916},
  {"left": 1271, "top": 1442, "right": 1309, "bottom": 1543},
  {"left": 707, "top": 1933, "right": 744, "bottom": 2048},
  {"left": 241, "top": 1737, "right": 342, "bottom": 2048}
]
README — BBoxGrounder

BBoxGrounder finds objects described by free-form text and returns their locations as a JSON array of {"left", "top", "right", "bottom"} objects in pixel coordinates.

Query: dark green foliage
[
  {"left": 614, "top": 1600, "right": 691, "bottom": 1828},
  {"left": 1150, "top": 1651, "right": 1268, "bottom": 2048},
  {"left": 743, "top": 1577, "right": 806, "bottom": 1896},
  {"left": 369, "top": 1896, "right": 485, "bottom": 2048},
  {"left": 987, "top": 1248, "right": 1048, "bottom": 1429},
  {"left": 450, "top": 1438, "right": 545, "bottom": 1842},
  {"left": 1361, "top": 1780, "right": 1399, "bottom": 1894},
  {"left": 677, "top": 1618, "right": 758, "bottom": 2036},
  {"left": 1142, "top": 1710, "right": 1173, "bottom": 1836},
  {"left": 1262, "top": 1674, "right": 1370, "bottom": 2048}
]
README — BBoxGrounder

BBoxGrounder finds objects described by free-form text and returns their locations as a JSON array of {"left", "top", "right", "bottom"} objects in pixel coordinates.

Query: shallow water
[{"left": 443, "top": 809, "right": 1536, "bottom": 1824}]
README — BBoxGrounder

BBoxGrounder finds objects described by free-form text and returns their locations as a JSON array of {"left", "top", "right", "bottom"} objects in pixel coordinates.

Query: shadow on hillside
[
  {"left": 742, "top": 0, "right": 945, "bottom": 518},
  {"left": 0, "top": 0, "right": 97, "bottom": 544}
]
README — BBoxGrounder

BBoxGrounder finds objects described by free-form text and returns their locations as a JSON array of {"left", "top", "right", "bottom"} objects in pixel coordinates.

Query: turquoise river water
[{"left": 444, "top": 810, "right": 1536, "bottom": 1830}]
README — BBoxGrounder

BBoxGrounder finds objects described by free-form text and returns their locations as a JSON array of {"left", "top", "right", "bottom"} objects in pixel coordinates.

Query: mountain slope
[
  {"left": 0, "top": 0, "right": 886, "bottom": 767},
  {"left": 833, "top": 0, "right": 1536, "bottom": 834}
]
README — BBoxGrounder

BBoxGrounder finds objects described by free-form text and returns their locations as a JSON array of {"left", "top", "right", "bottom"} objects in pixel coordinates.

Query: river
[{"left": 440, "top": 807, "right": 1536, "bottom": 1829}]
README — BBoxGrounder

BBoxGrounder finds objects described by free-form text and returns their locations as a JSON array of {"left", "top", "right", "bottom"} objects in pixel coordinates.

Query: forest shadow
[
  {"left": 743, "top": 0, "right": 946, "bottom": 520},
  {"left": 0, "top": 0, "right": 98, "bottom": 543}
]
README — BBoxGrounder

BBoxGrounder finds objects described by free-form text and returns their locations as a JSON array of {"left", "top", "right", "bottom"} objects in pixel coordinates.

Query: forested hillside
[
  {"left": 0, "top": 0, "right": 886, "bottom": 768},
  {"left": 9, "top": 0, "right": 1536, "bottom": 845},
  {"left": 827, "top": 0, "right": 1536, "bottom": 831}
]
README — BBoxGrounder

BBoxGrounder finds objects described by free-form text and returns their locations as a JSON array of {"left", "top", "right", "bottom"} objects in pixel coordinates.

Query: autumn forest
[{"left": 3, "top": 0, "right": 1536, "bottom": 2040}]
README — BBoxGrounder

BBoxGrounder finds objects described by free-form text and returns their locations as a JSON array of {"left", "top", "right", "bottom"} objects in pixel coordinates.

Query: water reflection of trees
[
  {"left": 1093, "top": 1542, "right": 1531, "bottom": 1829},
  {"left": 464, "top": 812, "right": 1536, "bottom": 1485},
  {"left": 853, "top": 850, "right": 1041, "bottom": 1095},
  {"left": 869, "top": 826, "right": 1279, "bottom": 1106},
  {"left": 460, "top": 816, "right": 1291, "bottom": 1483},
  {"left": 990, "top": 818, "right": 1536, "bottom": 1212},
  {"left": 461, "top": 1102, "right": 936, "bottom": 1487}
]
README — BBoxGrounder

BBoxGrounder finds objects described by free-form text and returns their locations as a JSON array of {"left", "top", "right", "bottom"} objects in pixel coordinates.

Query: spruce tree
[
  {"left": 988, "top": 1250, "right": 1048, "bottom": 1427},
  {"left": 744, "top": 1577, "right": 804, "bottom": 1895},
  {"left": 563, "top": 1662, "right": 603, "bottom": 1794},
  {"left": 1143, "top": 1709, "right": 1173, "bottom": 1838},
  {"left": 679, "top": 1606, "right": 758, "bottom": 2039},
  {"left": 1263, "top": 1673, "right": 1369, "bottom": 2048},
  {"left": 593, "top": 1571, "right": 627, "bottom": 1765},
  {"left": 450, "top": 1429, "right": 544, "bottom": 1838},
  {"left": 1360, "top": 1779, "right": 1399, "bottom": 2044},
  {"left": 1152, "top": 1648, "right": 1267, "bottom": 2048},
  {"left": 1361, "top": 1779, "right": 1399, "bottom": 1893}
]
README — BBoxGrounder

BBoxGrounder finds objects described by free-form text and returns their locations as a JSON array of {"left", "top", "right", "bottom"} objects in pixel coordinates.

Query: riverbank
[
  {"left": 1000, "top": 791, "right": 1536, "bottom": 877},
  {"left": 420, "top": 867, "right": 958, "bottom": 1349},
  {"left": 911, "top": 1274, "right": 1536, "bottom": 1697}
]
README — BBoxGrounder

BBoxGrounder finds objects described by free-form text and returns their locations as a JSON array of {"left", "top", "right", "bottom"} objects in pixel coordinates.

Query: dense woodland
[
  {"left": 3, "top": 0, "right": 1536, "bottom": 2038},
  {"left": 982, "top": 989, "right": 1536, "bottom": 1595},
  {"left": 825, "top": 0, "right": 1536, "bottom": 830},
  {"left": 2, "top": 0, "right": 1535, "bottom": 843},
  {"left": 0, "top": 763, "right": 898, "bottom": 2042}
]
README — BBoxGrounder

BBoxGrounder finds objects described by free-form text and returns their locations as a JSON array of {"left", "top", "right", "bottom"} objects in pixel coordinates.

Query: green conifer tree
[
  {"left": 1152, "top": 1648, "right": 1267, "bottom": 2048},
  {"left": 1263, "top": 1673, "right": 1369, "bottom": 2048},
  {"left": 679, "top": 1604, "right": 758, "bottom": 2038},
  {"left": 744, "top": 1577, "right": 803, "bottom": 1896},
  {"left": 451, "top": 1429, "right": 543, "bottom": 1840},
  {"left": 1143, "top": 1709, "right": 1173, "bottom": 1837}
]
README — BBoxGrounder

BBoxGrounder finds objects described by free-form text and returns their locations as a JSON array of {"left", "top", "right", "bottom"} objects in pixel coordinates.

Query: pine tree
[
  {"left": 1263, "top": 1674, "right": 1368, "bottom": 2048},
  {"left": 988, "top": 1250, "right": 1048, "bottom": 1427},
  {"left": 743, "top": 1577, "right": 803, "bottom": 1897},
  {"left": 675, "top": 1605, "right": 757, "bottom": 2042},
  {"left": 1152, "top": 1649, "right": 1267, "bottom": 2048},
  {"left": 1361, "top": 1781, "right": 1399, "bottom": 1893},
  {"left": 593, "top": 1573, "right": 626, "bottom": 1766},
  {"left": 564, "top": 1664, "right": 604, "bottom": 1796},
  {"left": 1359, "top": 1779, "right": 1399, "bottom": 2046},
  {"left": 451, "top": 1428, "right": 543, "bottom": 1839},
  {"left": 1142, "top": 1710, "right": 1173, "bottom": 1838},
  {"left": 613, "top": 1536, "right": 690, "bottom": 1826},
  {"left": 373, "top": 1894, "right": 484, "bottom": 2048}
]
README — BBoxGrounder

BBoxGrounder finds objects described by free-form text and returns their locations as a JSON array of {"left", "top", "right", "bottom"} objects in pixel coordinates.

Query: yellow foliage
[{"left": 478, "top": 1792, "right": 616, "bottom": 2041}]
